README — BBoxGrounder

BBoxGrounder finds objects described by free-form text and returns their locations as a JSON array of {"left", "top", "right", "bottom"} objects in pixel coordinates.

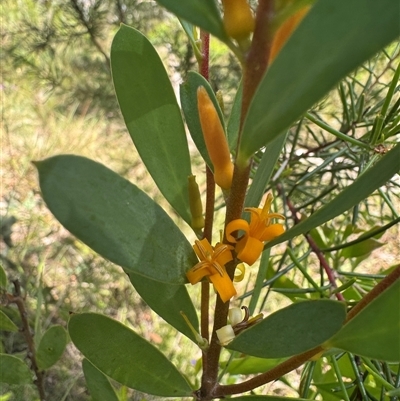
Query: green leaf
[
  {"left": 224, "top": 356, "right": 286, "bottom": 376},
  {"left": 239, "top": 0, "right": 400, "bottom": 159},
  {"left": 154, "top": 0, "right": 228, "bottom": 42},
  {"left": 35, "top": 155, "right": 197, "bottom": 284},
  {"left": 0, "top": 264, "right": 7, "bottom": 289},
  {"left": 328, "top": 277, "right": 400, "bottom": 362},
  {"left": 82, "top": 358, "right": 119, "bottom": 401},
  {"left": 127, "top": 272, "right": 199, "bottom": 343},
  {"left": 36, "top": 325, "right": 67, "bottom": 370},
  {"left": 266, "top": 143, "right": 400, "bottom": 248},
  {"left": 340, "top": 238, "right": 384, "bottom": 258},
  {"left": 0, "top": 310, "right": 18, "bottom": 332},
  {"left": 0, "top": 354, "right": 32, "bottom": 385},
  {"left": 180, "top": 71, "right": 225, "bottom": 169},
  {"left": 226, "top": 82, "right": 242, "bottom": 150},
  {"left": 228, "top": 300, "right": 346, "bottom": 358},
  {"left": 111, "top": 24, "right": 192, "bottom": 224},
  {"left": 245, "top": 132, "right": 287, "bottom": 208},
  {"left": 69, "top": 313, "right": 193, "bottom": 397}
]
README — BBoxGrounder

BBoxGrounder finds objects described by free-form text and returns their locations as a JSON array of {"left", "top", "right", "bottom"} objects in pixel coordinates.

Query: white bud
[
  {"left": 216, "top": 324, "right": 235, "bottom": 346},
  {"left": 228, "top": 307, "right": 243, "bottom": 326}
]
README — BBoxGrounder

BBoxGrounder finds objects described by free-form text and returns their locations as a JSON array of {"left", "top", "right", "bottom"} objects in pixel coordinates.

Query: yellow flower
[
  {"left": 186, "top": 238, "right": 236, "bottom": 303},
  {"left": 226, "top": 193, "right": 285, "bottom": 265}
]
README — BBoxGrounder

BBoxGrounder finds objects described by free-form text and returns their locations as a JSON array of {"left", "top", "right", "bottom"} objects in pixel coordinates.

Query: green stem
[{"left": 305, "top": 112, "right": 370, "bottom": 150}]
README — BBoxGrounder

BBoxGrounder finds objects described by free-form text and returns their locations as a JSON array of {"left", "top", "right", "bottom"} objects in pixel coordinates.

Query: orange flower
[
  {"left": 186, "top": 238, "right": 236, "bottom": 303},
  {"left": 226, "top": 193, "right": 285, "bottom": 265}
]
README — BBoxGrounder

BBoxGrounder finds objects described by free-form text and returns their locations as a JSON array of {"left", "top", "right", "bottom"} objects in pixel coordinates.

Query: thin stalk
[
  {"left": 287, "top": 248, "right": 322, "bottom": 294},
  {"left": 320, "top": 215, "right": 400, "bottom": 252},
  {"left": 305, "top": 112, "right": 370, "bottom": 150},
  {"left": 300, "top": 361, "right": 316, "bottom": 398},
  {"left": 331, "top": 355, "right": 351, "bottom": 401},
  {"left": 282, "top": 188, "right": 344, "bottom": 300},
  {"left": 348, "top": 354, "right": 369, "bottom": 401},
  {"left": 248, "top": 248, "right": 270, "bottom": 315},
  {"left": 362, "top": 358, "right": 396, "bottom": 392},
  {"left": 239, "top": 249, "right": 305, "bottom": 299}
]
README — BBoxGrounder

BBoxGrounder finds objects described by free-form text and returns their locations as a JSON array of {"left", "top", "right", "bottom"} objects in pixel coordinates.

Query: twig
[
  {"left": 279, "top": 184, "right": 345, "bottom": 301},
  {"left": 7, "top": 280, "right": 46, "bottom": 401},
  {"left": 69, "top": 0, "right": 110, "bottom": 68}
]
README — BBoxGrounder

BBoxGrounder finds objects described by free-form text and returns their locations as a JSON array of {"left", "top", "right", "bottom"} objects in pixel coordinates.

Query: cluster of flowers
[
  {"left": 185, "top": 87, "right": 285, "bottom": 304},
  {"left": 186, "top": 193, "right": 285, "bottom": 303}
]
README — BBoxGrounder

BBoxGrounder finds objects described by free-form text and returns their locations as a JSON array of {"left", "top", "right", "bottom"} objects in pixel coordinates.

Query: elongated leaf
[
  {"left": 0, "top": 354, "right": 32, "bottom": 384},
  {"left": 225, "top": 356, "right": 286, "bottom": 376},
  {"left": 69, "top": 313, "right": 193, "bottom": 397},
  {"left": 340, "top": 238, "right": 384, "bottom": 259},
  {"left": 0, "top": 310, "right": 18, "bottom": 332},
  {"left": 35, "top": 155, "right": 197, "bottom": 284},
  {"left": 245, "top": 132, "right": 287, "bottom": 208},
  {"left": 328, "top": 277, "right": 400, "bottom": 362},
  {"left": 36, "top": 325, "right": 67, "bottom": 370},
  {"left": 226, "top": 81, "right": 242, "bottom": 150},
  {"left": 154, "top": 0, "right": 228, "bottom": 42},
  {"left": 82, "top": 358, "right": 119, "bottom": 401},
  {"left": 228, "top": 300, "right": 346, "bottom": 358},
  {"left": 111, "top": 24, "right": 192, "bottom": 224},
  {"left": 180, "top": 71, "right": 225, "bottom": 169},
  {"left": 239, "top": 0, "right": 400, "bottom": 160},
  {"left": 266, "top": 143, "right": 400, "bottom": 248},
  {"left": 127, "top": 272, "right": 199, "bottom": 343}
]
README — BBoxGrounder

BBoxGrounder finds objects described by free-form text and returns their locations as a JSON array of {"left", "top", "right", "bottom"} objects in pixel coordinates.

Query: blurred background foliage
[{"left": 1, "top": 0, "right": 399, "bottom": 400}]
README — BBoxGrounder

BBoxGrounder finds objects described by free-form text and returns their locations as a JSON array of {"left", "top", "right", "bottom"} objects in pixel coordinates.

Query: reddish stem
[
  {"left": 282, "top": 186, "right": 344, "bottom": 301},
  {"left": 200, "top": 31, "right": 210, "bottom": 81}
]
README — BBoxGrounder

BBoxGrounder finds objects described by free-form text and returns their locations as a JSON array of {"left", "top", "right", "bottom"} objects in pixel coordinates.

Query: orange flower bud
[
  {"left": 270, "top": 6, "right": 310, "bottom": 62},
  {"left": 222, "top": 0, "right": 255, "bottom": 42},
  {"left": 188, "top": 175, "right": 205, "bottom": 230},
  {"left": 197, "top": 86, "right": 234, "bottom": 190}
]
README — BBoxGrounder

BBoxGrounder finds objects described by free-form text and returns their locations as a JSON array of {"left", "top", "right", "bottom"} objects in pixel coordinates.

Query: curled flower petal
[
  {"left": 258, "top": 223, "right": 285, "bottom": 242},
  {"left": 187, "top": 238, "right": 236, "bottom": 303},
  {"left": 225, "top": 193, "right": 285, "bottom": 265},
  {"left": 234, "top": 263, "right": 246, "bottom": 282},
  {"left": 236, "top": 235, "right": 264, "bottom": 266},
  {"left": 209, "top": 271, "right": 236, "bottom": 303},
  {"left": 225, "top": 219, "right": 250, "bottom": 243},
  {"left": 186, "top": 262, "right": 212, "bottom": 285}
]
